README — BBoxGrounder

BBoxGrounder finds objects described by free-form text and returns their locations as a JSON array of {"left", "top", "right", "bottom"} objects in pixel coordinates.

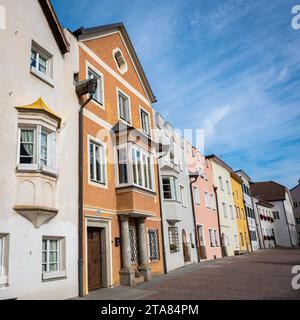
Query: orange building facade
[{"left": 75, "top": 24, "right": 164, "bottom": 295}]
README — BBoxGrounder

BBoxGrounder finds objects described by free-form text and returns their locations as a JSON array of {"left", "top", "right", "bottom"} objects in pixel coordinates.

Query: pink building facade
[{"left": 188, "top": 147, "right": 222, "bottom": 261}]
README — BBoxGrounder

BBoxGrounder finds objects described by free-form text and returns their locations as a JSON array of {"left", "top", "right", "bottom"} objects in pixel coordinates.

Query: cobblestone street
[{"left": 78, "top": 248, "right": 300, "bottom": 300}]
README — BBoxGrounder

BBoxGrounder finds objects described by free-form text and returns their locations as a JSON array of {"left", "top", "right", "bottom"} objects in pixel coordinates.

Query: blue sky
[{"left": 52, "top": 0, "right": 300, "bottom": 189}]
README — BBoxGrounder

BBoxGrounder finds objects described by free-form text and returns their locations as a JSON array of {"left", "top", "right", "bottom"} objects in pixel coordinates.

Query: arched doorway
[{"left": 182, "top": 229, "right": 191, "bottom": 263}]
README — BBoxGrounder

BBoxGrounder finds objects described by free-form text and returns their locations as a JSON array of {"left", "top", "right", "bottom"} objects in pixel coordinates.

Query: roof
[
  {"left": 290, "top": 180, "right": 300, "bottom": 192},
  {"left": 73, "top": 23, "right": 156, "bottom": 104},
  {"left": 250, "top": 181, "right": 287, "bottom": 202},
  {"left": 15, "top": 97, "right": 62, "bottom": 128},
  {"left": 235, "top": 169, "right": 251, "bottom": 182},
  {"left": 230, "top": 171, "right": 243, "bottom": 184},
  {"left": 206, "top": 154, "right": 233, "bottom": 172},
  {"left": 38, "top": 0, "right": 70, "bottom": 54}
]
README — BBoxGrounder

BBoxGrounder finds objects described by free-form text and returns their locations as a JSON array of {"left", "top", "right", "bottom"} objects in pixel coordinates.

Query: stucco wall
[{"left": 0, "top": 0, "right": 79, "bottom": 299}]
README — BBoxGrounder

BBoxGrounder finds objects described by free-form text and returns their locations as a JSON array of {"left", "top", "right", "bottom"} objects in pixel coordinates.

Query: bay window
[
  {"left": 18, "top": 125, "right": 56, "bottom": 173},
  {"left": 162, "top": 176, "right": 177, "bottom": 200},
  {"left": 116, "top": 144, "right": 154, "bottom": 191}
]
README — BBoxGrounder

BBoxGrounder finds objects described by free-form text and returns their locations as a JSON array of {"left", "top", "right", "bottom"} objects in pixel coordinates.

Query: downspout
[
  {"left": 189, "top": 174, "right": 200, "bottom": 263},
  {"left": 243, "top": 199, "right": 252, "bottom": 252},
  {"left": 156, "top": 146, "right": 168, "bottom": 274},
  {"left": 255, "top": 202, "right": 265, "bottom": 249},
  {"left": 214, "top": 186, "right": 224, "bottom": 257},
  {"left": 78, "top": 94, "right": 93, "bottom": 297}
]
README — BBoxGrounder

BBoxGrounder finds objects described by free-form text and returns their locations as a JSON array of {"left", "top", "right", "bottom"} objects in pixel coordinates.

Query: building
[
  {"left": 251, "top": 197, "right": 276, "bottom": 248},
  {"left": 0, "top": 0, "right": 79, "bottom": 299},
  {"left": 206, "top": 155, "right": 239, "bottom": 256},
  {"left": 251, "top": 181, "right": 298, "bottom": 247},
  {"left": 230, "top": 172, "right": 251, "bottom": 253},
  {"left": 188, "top": 147, "right": 222, "bottom": 261},
  {"left": 155, "top": 114, "right": 198, "bottom": 272},
  {"left": 236, "top": 170, "right": 260, "bottom": 251},
  {"left": 290, "top": 179, "right": 300, "bottom": 245},
  {"left": 74, "top": 23, "right": 164, "bottom": 295}
]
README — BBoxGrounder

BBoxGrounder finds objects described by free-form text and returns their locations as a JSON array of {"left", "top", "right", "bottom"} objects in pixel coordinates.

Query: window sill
[
  {"left": 16, "top": 164, "right": 58, "bottom": 178},
  {"left": 30, "top": 67, "right": 54, "bottom": 87},
  {"left": 90, "top": 98, "right": 105, "bottom": 110},
  {"left": 42, "top": 271, "right": 66, "bottom": 281},
  {"left": 89, "top": 179, "right": 107, "bottom": 189}
]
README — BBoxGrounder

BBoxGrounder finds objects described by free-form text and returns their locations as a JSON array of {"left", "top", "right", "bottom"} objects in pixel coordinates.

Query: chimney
[{"left": 298, "top": 179, "right": 300, "bottom": 185}]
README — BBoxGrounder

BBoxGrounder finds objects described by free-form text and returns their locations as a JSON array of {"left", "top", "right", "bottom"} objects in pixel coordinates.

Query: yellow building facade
[{"left": 230, "top": 172, "right": 251, "bottom": 252}]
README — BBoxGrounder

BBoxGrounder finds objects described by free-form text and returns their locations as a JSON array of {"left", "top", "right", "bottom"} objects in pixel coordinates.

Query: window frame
[
  {"left": 0, "top": 234, "right": 9, "bottom": 286},
  {"left": 17, "top": 125, "right": 56, "bottom": 175},
  {"left": 30, "top": 41, "right": 54, "bottom": 86},
  {"left": 148, "top": 229, "right": 160, "bottom": 262},
  {"left": 193, "top": 186, "right": 200, "bottom": 205},
  {"left": 179, "top": 184, "right": 187, "bottom": 207},
  {"left": 139, "top": 106, "right": 151, "bottom": 136},
  {"left": 117, "top": 87, "right": 132, "bottom": 125},
  {"left": 86, "top": 62, "right": 105, "bottom": 108},
  {"left": 222, "top": 202, "right": 228, "bottom": 218},
  {"left": 162, "top": 176, "right": 177, "bottom": 201},
  {"left": 168, "top": 226, "right": 180, "bottom": 253},
  {"left": 41, "top": 237, "right": 66, "bottom": 281},
  {"left": 88, "top": 136, "right": 107, "bottom": 187}
]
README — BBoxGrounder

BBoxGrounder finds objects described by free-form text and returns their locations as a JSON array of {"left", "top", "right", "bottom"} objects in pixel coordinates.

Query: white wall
[{"left": 0, "top": 0, "right": 79, "bottom": 299}]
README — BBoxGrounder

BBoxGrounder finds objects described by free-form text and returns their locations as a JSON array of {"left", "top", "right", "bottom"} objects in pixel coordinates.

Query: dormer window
[{"left": 30, "top": 41, "right": 53, "bottom": 86}]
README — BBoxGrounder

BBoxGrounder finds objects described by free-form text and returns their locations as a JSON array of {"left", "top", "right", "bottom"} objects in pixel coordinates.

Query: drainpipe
[
  {"left": 214, "top": 186, "right": 224, "bottom": 257},
  {"left": 156, "top": 144, "right": 168, "bottom": 274},
  {"left": 76, "top": 78, "right": 97, "bottom": 298},
  {"left": 189, "top": 173, "right": 200, "bottom": 263}
]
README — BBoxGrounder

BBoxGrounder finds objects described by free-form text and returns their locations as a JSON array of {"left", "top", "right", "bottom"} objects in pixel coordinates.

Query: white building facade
[
  {"left": 155, "top": 113, "right": 198, "bottom": 272},
  {"left": 0, "top": 0, "right": 79, "bottom": 299},
  {"left": 290, "top": 180, "right": 300, "bottom": 245},
  {"left": 251, "top": 182, "right": 298, "bottom": 248},
  {"left": 207, "top": 156, "right": 239, "bottom": 257},
  {"left": 236, "top": 170, "right": 260, "bottom": 251}
]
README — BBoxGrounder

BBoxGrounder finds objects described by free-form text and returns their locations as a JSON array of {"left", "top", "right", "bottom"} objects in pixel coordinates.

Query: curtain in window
[{"left": 20, "top": 130, "right": 34, "bottom": 163}]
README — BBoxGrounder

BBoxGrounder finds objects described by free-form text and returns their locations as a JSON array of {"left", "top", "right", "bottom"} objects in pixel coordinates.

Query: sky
[{"left": 52, "top": 0, "right": 300, "bottom": 189}]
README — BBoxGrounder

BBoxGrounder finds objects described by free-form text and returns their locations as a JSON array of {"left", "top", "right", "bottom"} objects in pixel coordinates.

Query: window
[
  {"left": 209, "top": 229, "right": 215, "bottom": 247},
  {"left": 148, "top": 229, "right": 160, "bottom": 261},
  {"left": 168, "top": 227, "right": 179, "bottom": 253},
  {"left": 204, "top": 191, "right": 210, "bottom": 208},
  {"left": 198, "top": 225, "right": 205, "bottom": 246},
  {"left": 210, "top": 193, "right": 216, "bottom": 210},
  {"left": 113, "top": 48, "right": 128, "bottom": 74},
  {"left": 237, "top": 207, "right": 241, "bottom": 219},
  {"left": 229, "top": 205, "right": 234, "bottom": 219},
  {"left": 162, "top": 176, "right": 177, "bottom": 200},
  {"left": 219, "top": 176, "right": 224, "bottom": 191},
  {"left": 193, "top": 186, "right": 200, "bottom": 205},
  {"left": 234, "top": 235, "right": 239, "bottom": 248},
  {"left": 214, "top": 230, "right": 219, "bottom": 247},
  {"left": 0, "top": 234, "right": 8, "bottom": 285},
  {"left": 42, "top": 237, "right": 65, "bottom": 280},
  {"left": 88, "top": 67, "right": 103, "bottom": 105},
  {"left": 89, "top": 140, "right": 106, "bottom": 184},
  {"left": 19, "top": 126, "right": 56, "bottom": 170},
  {"left": 117, "top": 147, "right": 128, "bottom": 184},
  {"left": 118, "top": 91, "right": 131, "bottom": 124},
  {"left": 30, "top": 42, "right": 53, "bottom": 85},
  {"left": 129, "top": 229, "right": 138, "bottom": 264},
  {"left": 241, "top": 208, "right": 245, "bottom": 220},
  {"left": 222, "top": 202, "right": 227, "bottom": 218},
  {"left": 240, "top": 233, "right": 244, "bottom": 246},
  {"left": 180, "top": 185, "right": 187, "bottom": 207},
  {"left": 273, "top": 211, "right": 280, "bottom": 220},
  {"left": 226, "top": 180, "right": 230, "bottom": 194},
  {"left": 140, "top": 108, "right": 151, "bottom": 136},
  {"left": 296, "top": 218, "right": 300, "bottom": 225},
  {"left": 132, "top": 147, "right": 153, "bottom": 190}
]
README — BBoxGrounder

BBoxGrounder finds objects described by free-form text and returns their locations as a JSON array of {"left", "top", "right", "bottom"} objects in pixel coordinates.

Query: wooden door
[{"left": 88, "top": 227, "right": 102, "bottom": 291}]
